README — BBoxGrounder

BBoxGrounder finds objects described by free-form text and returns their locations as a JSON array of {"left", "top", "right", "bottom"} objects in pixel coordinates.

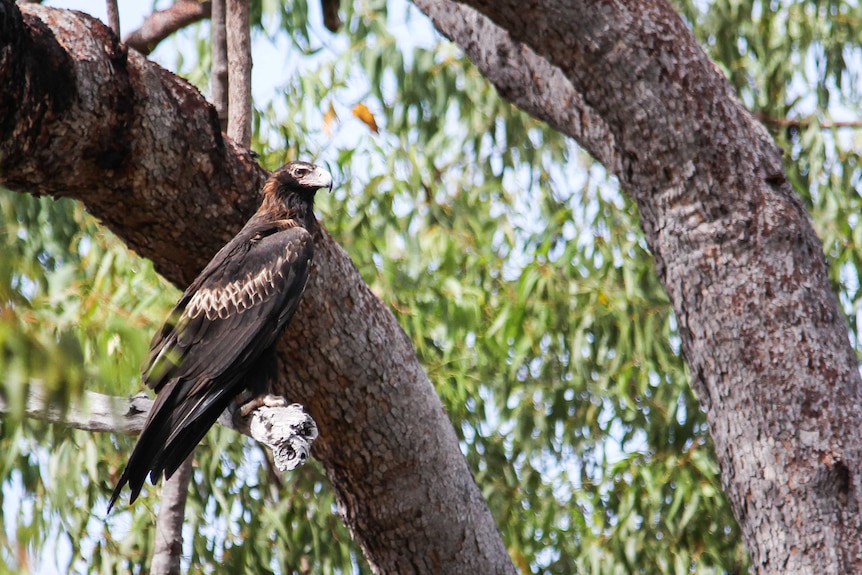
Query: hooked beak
[{"left": 305, "top": 165, "right": 333, "bottom": 193}]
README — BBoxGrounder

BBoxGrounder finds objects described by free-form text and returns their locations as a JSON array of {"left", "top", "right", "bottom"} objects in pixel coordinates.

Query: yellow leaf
[
  {"left": 323, "top": 102, "right": 338, "bottom": 136},
  {"left": 352, "top": 103, "right": 379, "bottom": 133}
]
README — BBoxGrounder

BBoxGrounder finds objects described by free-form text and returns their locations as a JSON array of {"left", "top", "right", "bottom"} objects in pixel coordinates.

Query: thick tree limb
[
  {"left": 123, "top": 0, "right": 212, "bottom": 56},
  {"left": 439, "top": 0, "right": 862, "bottom": 571},
  {"left": 0, "top": 3, "right": 514, "bottom": 573},
  {"left": 413, "top": 0, "right": 619, "bottom": 173}
]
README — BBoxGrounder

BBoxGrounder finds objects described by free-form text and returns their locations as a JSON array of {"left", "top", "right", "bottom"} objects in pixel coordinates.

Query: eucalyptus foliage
[{"left": 1, "top": 0, "right": 860, "bottom": 572}]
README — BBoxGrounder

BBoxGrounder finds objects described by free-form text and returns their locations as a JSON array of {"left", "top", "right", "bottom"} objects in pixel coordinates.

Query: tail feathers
[
  {"left": 107, "top": 377, "right": 238, "bottom": 512},
  {"left": 150, "top": 387, "right": 236, "bottom": 482}
]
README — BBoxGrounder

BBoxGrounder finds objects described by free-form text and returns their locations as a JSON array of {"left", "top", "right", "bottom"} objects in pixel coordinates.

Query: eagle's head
[{"left": 269, "top": 161, "right": 333, "bottom": 200}]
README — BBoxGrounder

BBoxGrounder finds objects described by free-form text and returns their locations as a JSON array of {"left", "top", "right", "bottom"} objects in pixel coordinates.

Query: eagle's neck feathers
[{"left": 255, "top": 186, "right": 316, "bottom": 231}]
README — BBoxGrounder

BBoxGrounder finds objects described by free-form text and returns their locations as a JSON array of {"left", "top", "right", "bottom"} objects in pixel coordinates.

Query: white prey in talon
[{"left": 245, "top": 398, "right": 318, "bottom": 471}]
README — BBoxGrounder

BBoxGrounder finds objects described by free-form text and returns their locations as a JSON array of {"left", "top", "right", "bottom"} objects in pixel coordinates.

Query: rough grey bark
[
  {"left": 0, "top": 3, "right": 515, "bottom": 573},
  {"left": 434, "top": 0, "right": 862, "bottom": 572},
  {"left": 414, "top": 0, "right": 619, "bottom": 174}
]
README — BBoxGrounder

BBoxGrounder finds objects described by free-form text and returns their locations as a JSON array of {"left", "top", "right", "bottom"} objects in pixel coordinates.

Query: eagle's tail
[
  {"left": 108, "top": 348, "right": 279, "bottom": 512},
  {"left": 107, "top": 377, "right": 237, "bottom": 512}
]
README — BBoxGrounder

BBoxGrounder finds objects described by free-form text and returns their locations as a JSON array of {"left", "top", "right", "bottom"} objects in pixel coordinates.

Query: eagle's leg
[
  {"left": 231, "top": 345, "right": 281, "bottom": 421},
  {"left": 227, "top": 346, "right": 318, "bottom": 470}
]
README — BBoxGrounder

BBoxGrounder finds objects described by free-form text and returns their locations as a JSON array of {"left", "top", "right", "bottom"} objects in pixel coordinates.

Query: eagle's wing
[{"left": 108, "top": 225, "right": 313, "bottom": 508}]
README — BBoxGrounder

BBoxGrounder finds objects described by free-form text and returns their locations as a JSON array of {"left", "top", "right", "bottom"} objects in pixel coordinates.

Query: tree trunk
[
  {"left": 434, "top": 0, "right": 862, "bottom": 571},
  {"left": 0, "top": 3, "right": 515, "bottom": 573}
]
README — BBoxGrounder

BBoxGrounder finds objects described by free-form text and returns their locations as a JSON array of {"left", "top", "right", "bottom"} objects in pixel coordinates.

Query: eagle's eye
[{"left": 293, "top": 167, "right": 310, "bottom": 179}]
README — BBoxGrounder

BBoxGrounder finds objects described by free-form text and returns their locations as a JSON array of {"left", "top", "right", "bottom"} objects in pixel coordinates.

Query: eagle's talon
[{"left": 238, "top": 396, "right": 265, "bottom": 418}]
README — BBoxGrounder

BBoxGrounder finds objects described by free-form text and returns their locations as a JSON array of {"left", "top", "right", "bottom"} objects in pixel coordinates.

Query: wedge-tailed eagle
[{"left": 108, "top": 161, "right": 332, "bottom": 509}]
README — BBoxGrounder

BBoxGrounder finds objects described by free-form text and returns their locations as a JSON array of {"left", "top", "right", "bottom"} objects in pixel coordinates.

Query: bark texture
[
  {"left": 438, "top": 0, "right": 862, "bottom": 571},
  {"left": 0, "top": 3, "right": 514, "bottom": 573}
]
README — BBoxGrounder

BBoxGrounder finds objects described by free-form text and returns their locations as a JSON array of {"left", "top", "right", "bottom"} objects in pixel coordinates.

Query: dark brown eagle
[{"left": 108, "top": 161, "right": 332, "bottom": 510}]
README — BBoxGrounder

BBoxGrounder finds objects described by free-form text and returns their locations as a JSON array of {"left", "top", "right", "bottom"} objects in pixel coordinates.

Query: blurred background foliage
[{"left": 1, "top": 0, "right": 860, "bottom": 572}]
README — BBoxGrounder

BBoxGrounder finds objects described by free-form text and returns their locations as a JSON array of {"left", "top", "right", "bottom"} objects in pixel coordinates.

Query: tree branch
[
  {"left": 151, "top": 3, "right": 254, "bottom": 567},
  {"left": 150, "top": 454, "right": 190, "bottom": 575},
  {"left": 148, "top": 0, "right": 246, "bottom": 568},
  {"left": 226, "top": 0, "right": 252, "bottom": 148},
  {"left": 321, "top": 0, "right": 341, "bottom": 32},
  {"left": 0, "top": 4, "right": 514, "bottom": 572},
  {"left": 413, "top": 0, "right": 619, "bottom": 172},
  {"left": 0, "top": 387, "right": 151, "bottom": 434},
  {"left": 123, "top": 0, "right": 212, "bottom": 56},
  {"left": 105, "top": 0, "right": 119, "bottom": 36},
  {"left": 0, "top": 385, "right": 317, "bottom": 465},
  {"left": 211, "top": 0, "right": 228, "bottom": 131}
]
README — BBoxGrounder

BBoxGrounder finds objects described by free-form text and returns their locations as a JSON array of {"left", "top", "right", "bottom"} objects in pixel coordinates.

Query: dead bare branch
[
  {"left": 0, "top": 385, "right": 316, "bottom": 454},
  {"left": 0, "top": 386, "right": 151, "bottom": 434}
]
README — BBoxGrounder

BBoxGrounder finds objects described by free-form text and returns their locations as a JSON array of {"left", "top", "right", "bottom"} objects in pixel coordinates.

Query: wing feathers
[{"left": 186, "top": 253, "right": 291, "bottom": 321}]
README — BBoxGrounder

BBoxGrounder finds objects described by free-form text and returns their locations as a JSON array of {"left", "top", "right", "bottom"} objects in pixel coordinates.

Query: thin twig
[
  {"left": 321, "top": 0, "right": 341, "bottom": 32},
  {"left": 226, "top": 0, "right": 253, "bottom": 148},
  {"left": 151, "top": 2, "right": 253, "bottom": 570},
  {"left": 756, "top": 113, "right": 862, "bottom": 130}
]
